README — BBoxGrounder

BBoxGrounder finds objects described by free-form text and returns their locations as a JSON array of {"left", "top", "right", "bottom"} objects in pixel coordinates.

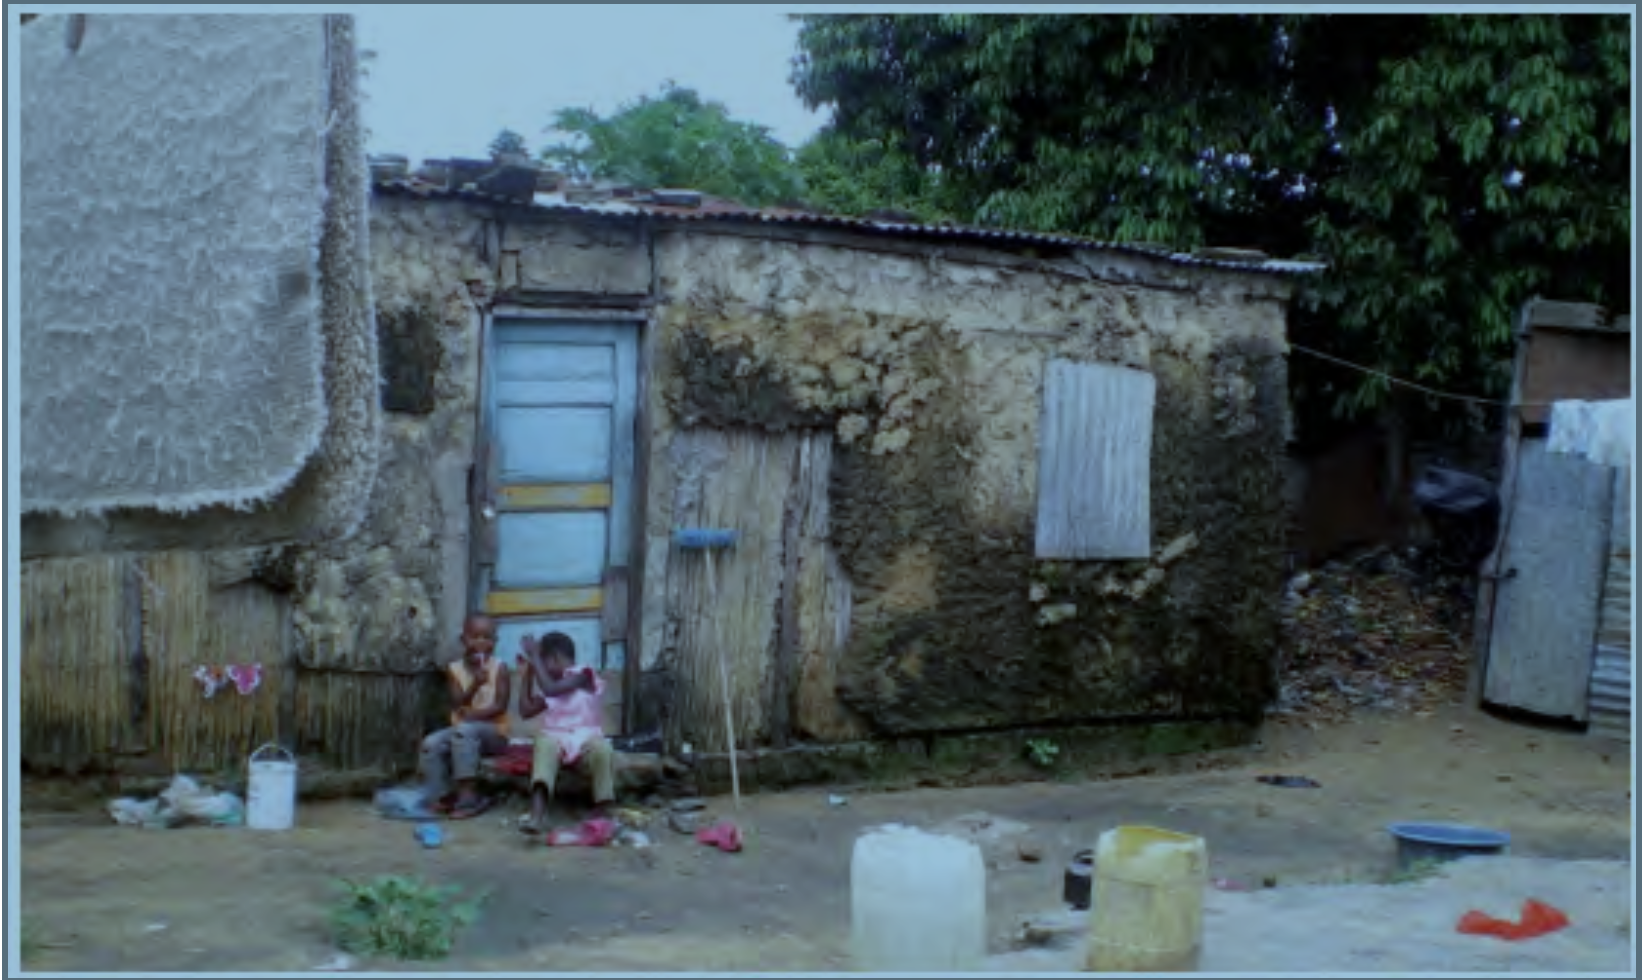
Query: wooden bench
[{"left": 477, "top": 750, "right": 667, "bottom": 802}]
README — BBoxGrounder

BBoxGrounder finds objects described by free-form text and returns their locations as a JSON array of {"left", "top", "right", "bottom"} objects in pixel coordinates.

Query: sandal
[{"left": 447, "top": 796, "right": 495, "bottom": 821}]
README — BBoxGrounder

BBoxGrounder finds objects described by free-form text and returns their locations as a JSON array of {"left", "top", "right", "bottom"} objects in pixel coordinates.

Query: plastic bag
[
  {"left": 374, "top": 786, "right": 437, "bottom": 821},
  {"left": 108, "top": 797, "right": 161, "bottom": 827},
  {"left": 159, "top": 774, "right": 245, "bottom": 826},
  {"left": 1411, "top": 465, "right": 1497, "bottom": 516},
  {"left": 1457, "top": 899, "right": 1570, "bottom": 941},
  {"left": 175, "top": 791, "right": 245, "bottom": 826},
  {"left": 159, "top": 774, "right": 205, "bottom": 808},
  {"left": 1549, "top": 400, "right": 1633, "bottom": 469}
]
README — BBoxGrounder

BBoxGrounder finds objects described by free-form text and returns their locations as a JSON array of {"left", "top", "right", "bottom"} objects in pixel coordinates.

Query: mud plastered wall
[
  {"left": 645, "top": 228, "right": 1293, "bottom": 740},
  {"left": 282, "top": 197, "right": 496, "bottom": 683}
]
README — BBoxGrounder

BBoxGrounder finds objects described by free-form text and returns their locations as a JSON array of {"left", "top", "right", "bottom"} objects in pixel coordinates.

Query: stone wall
[
  {"left": 641, "top": 226, "right": 1295, "bottom": 742},
  {"left": 292, "top": 196, "right": 495, "bottom": 678},
  {"left": 20, "top": 193, "right": 1299, "bottom": 774}
]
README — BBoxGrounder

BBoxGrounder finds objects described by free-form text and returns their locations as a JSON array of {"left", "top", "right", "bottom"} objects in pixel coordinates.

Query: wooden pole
[
  {"left": 1469, "top": 299, "right": 1534, "bottom": 708},
  {"left": 705, "top": 549, "right": 742, "bottom": 810}
]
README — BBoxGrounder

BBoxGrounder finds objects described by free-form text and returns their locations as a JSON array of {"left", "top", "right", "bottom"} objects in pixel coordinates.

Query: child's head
[
  {"left": 461, "top": 614, "right": 496, "bottom": 663},
  {"left": 538, "top": 632, "right": 576, "bottom": 678}
]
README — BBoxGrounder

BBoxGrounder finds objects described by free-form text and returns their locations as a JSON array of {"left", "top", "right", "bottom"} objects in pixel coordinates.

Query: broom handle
[{"left": 706, "top": 549, "right": 742, "bottom": 810}]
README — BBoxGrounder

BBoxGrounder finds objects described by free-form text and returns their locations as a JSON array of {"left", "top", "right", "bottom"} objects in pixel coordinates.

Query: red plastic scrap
[
  {"left": 1456, "top": 899, "right": 1570, "bottom": 941},
  {"left": 695, "top": 821, "right": 743, "bottom": 853},
  {"left": 546, "top": 817, "right": 618, "bottom": 848}
]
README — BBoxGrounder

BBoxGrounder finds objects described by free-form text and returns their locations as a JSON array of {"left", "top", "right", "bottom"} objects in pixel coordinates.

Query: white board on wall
[{"left": 1034, "top": 359, "right": 1156, "bottom": 560}]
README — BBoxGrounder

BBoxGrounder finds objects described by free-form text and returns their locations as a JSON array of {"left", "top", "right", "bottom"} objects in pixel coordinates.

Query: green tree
[
  {"left": 489, "top": 129, "right": 529, "bottom": 159},
  {"left": 793, "top": 129, "right": 958, "bottom": 221},
  {"left": 540, "top": 83, "right": 804, "bottom": 207},
  {"left": 792, "top": 14, "right": 1630, "bottom": 425}
]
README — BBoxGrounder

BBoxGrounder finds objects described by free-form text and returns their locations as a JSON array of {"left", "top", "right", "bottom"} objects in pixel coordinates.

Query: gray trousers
[{"left": 420, "top": 721, "right": 507, "bottom": 795}]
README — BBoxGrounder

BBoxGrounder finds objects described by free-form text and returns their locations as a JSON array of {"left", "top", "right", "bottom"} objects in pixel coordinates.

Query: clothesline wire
[{"left": 1288, "top": 342, "right": 1557, "bottom": 409}]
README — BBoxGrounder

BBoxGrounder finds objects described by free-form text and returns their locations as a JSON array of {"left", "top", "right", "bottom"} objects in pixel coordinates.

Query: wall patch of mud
[
  {"left": 663, "top": 278, "right": 950, "bottom": 456},
  {"left": 831, "top": 334, "right": 1288, "bottom": 734},
  {"left": 647, "top": 229, "right": 1296, "bottom": 738},
  {"left": 377, "top": 302, "right": 446, "bottom": 415}
]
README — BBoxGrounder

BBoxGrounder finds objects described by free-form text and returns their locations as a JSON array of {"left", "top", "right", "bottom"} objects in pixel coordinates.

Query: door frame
[{"left": 469, "top": 305, "right": 652, "bottom": 732}]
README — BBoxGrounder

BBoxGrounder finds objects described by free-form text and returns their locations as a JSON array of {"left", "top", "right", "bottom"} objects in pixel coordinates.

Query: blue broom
[{"left": 672, "top": 528, "right": 743, "bottom": 809}]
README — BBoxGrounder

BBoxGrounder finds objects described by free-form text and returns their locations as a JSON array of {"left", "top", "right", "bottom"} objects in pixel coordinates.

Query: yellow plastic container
[{"left": 1084, "top": 825, "right": 1208, "bottom": 972}]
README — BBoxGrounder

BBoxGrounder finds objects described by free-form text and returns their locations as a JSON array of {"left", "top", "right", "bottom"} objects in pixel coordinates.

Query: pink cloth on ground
[{"left": 537, "top": 665, "right": 605, "bottom": 765}]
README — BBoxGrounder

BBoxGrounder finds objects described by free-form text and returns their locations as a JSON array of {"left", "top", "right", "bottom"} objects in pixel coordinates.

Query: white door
[{"left": 473, "top": 318, "right": 638, "bottom": 733}]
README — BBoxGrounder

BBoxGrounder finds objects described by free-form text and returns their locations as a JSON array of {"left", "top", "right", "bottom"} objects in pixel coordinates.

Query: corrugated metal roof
[
  {"left": 371, "top": 178, "right": 1325, "bottom": 278},
  {"left": 1588, "top": 644, "right": 1631, "bottom": 741},
  {"left": 1589, "top": 535, "right": 1631, "bottom": 740}
]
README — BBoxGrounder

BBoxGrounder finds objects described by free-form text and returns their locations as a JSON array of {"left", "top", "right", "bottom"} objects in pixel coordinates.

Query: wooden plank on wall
[
  {"left": 499, "top": 483, "right": 612, "bottom": 511},
  {"left": 1520, "top": 329, "right": 1632, "bottom": 426},
  {"left": 789, "top": 434, "right": 867, "bottom": 743},
  {"left": 769, "top": 438, "right": 807, "bottom": 749},
  {"left": 601, "top": 567, "right": 630, "bottom": 642},
  {"left": 1034, "top": 359, "right": 1156, "bottom": 560},
  {"left": 469, "top": 309, "right": 500, "bottom": 612},
  {"left": 486, "top": 586, "right": 603, "bottom": 617},
  {"left": 623, "top": 309, "right": 658, "bottom": 734},
  {"left": 1525, "top": 299, "right": 1624, "bottom": 332}
]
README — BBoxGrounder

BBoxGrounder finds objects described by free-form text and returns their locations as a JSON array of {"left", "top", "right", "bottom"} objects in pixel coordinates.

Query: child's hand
[
  {"left": 578, "top": 668, "right": 596, "bottom": 691},
  {"left": 519, "top": 634, "right": 538, "bottom": 658}
]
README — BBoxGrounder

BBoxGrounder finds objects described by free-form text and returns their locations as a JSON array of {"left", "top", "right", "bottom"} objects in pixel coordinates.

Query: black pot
[{"left": 1063, "top": 849, "right": 1094, "bottom": 910}]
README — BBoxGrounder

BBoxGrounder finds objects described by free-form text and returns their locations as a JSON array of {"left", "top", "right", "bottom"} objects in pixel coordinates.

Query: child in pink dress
[{"left": 517, "top": 631, "right": 615, "bottom": 833}]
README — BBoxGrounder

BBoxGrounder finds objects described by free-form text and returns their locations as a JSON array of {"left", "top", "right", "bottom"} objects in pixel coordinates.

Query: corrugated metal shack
[{"left": 1473, "top": 299, "right": 1633, "bottom": 741}]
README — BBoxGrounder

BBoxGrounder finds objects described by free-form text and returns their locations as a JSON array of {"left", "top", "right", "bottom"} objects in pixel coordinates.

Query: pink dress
[{"left": 537, "top": 665, "right": 605, "bottom": 765}]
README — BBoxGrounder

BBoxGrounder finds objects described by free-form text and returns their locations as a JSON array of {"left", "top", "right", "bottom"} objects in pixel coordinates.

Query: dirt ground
[{"left": 18, "top": 705, "right": 1633, "bottom": 973}]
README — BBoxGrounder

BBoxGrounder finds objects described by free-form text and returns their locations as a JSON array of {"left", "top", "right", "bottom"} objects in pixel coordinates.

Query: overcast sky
[{"left": 357, "top": 5, "right": 826, "bottom": 165}]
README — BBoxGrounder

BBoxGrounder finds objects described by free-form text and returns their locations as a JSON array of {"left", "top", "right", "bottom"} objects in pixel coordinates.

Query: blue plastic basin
[{"left": 1387, "top": 822, "right": 1510, "bottom": 870}]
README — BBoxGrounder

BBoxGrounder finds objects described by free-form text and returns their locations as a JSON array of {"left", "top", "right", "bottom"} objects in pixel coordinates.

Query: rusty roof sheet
[{"left": 372, "top": 178, "right": 1324, "bottom": 277}]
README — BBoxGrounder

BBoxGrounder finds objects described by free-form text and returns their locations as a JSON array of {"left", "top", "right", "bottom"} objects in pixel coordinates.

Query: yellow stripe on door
[
  {"left": 499, "top": 483, "right": 612, "bottom": 510},
  {"left": 485, "top": 586, "right": 603, "bottom": 617}
]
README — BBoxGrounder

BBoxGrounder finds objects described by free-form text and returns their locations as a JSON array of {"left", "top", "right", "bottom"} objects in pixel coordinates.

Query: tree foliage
[
  {"left": 539, "top": 83, "right": 803, "bottom": 206},
  {"left": 793, "top": 129, "right": 958, "bottom": 221},
  {"left": 791, "top": 14, "right": 1631, "bottom": 424},
  {"left": 488, "top": 129, "right": 529, "bottom": 159}
]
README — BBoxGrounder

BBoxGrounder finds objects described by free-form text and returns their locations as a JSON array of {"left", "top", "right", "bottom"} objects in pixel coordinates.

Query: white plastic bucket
[{"left": 246, "top": 743, "right": 297, "bottom": 831}]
